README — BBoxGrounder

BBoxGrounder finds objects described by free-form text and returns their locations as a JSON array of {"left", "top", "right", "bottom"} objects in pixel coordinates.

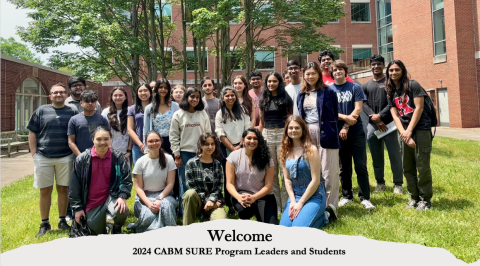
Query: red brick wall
[{"left": 391, "top": 0, "right": 480, "bottom": 128}]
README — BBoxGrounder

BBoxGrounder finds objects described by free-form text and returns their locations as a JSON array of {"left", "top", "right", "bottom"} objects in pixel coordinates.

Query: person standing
[
  {"left": 330, "top": 60, "right": 375, "bottom": 210},
  {"left": 171, "top": 85, "right": 185, "bottom": 104},
  {"left": 201, "top": 77, "right": 221, "bottom": 133},
  {"left": 28, "top": 83, "right": 78, "bottom": 237},
  {"left": 248, "top": 71, "right": 263, "bottom": 128},
  {"left": 386, "top": 60, "right": 433, "bottom": 211},
  {"left": 362, "top": 55, "right": 404, "bottom": 194},
  {"left": 65, "top": 76, "right": 102, "bottom": 114},
  {"left": 68, "top": 90, "right": 109, "bottom": 156},
  {"left": 127, "top": 83, "right": 153, "bottom": 164},
  {"left": 297, "top": 62, "right": 340, "bottom": 218},
  {"left": 318, "top": 51, "right": 354, "bottom": 86},
  {"left": 259, "top": 72, "right": 294, "bottom": 213},
  {"left": 285, "top": 60, "right": 303, "bottom": 116},
  {"left": 69, "top": 126, "right": 132, "bottom": 235},
  {"left": 232, "top": 75, "right": 254, "bottom": 126},
  {"left": 283, "top": 69, "right": 291, "bottom": 86}
]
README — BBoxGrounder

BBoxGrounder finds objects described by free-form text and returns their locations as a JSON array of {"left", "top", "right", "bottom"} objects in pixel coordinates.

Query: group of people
[{"left": 28, "top": 50, "right": 434, "bottom": 238}]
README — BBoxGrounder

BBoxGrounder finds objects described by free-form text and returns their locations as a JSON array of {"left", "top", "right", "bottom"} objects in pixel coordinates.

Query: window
[
  {"left": 351, "top": 2, "right": 370, "bottom": 22},
  {"left": 155, "top": 2, "right": 172, "bottom": 21},
  {"left": 287, "top": 53, "right": 308, "bottom": 68},
  {"left": 432, "top": 0, "right": 446, "bottom": 56},
  {"left": 16, "top": 78, "right": 48, "bottom": 131},
  {"left": 254, "top": 1, "right": 273, "bottom": 24},
  {"left": 187, "top": 50, "right": 208, "bottom": 71},
  {"left": 287, "top": 11, "right": 301, "bottom": 24},
  {"left": 254, "top": 51, "right": 275, "bottom": 70},
  {"left": 352, "top": 48, "right": 372, "bottom": 62},
  {"left": 377, "top": 0, "right": 393, "bottom": 62},
  {"left": 327, "top": 19, "right": 339, "bottom": 23}
]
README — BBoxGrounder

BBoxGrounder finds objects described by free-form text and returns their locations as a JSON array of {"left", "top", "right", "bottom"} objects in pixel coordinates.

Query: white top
[
  {"left": 303, "top": 91, "right": 319, "bottom": 124},
  {"left": 286, "top": 81, "right": 302, "bottom": 116},
  {"left": 101, "top": 108, "right": 130, "bottom": 153},
  {"left": 169, "top": 109, "right": 212, "bottom": 156},
  {"left": 132, "top": 154, "right": 177, "bottom": 192},
  {"left": 214, "top": 110, "right": 251, "bottom": 145}
]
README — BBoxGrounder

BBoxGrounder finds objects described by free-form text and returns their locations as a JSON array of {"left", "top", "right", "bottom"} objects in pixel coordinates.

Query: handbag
[{"left": 69, "top": 216, "right": 95, "bottom": 238}]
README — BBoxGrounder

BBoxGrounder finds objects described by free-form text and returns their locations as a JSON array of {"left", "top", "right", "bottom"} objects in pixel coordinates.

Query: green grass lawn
[{"left": 1, "top": 136, "right": 480, "bottom": 262}]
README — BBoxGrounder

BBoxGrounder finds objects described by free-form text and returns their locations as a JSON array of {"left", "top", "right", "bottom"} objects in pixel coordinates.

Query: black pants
[
  {"left": 219, "top": 143, "right": 232, "bottom": 208},
  {"left": 231, "top": 194, "right": 278, "bottom": 224},
  {"left": 161, "top": 136, "right": 180, "bottom": 199},
  {"left": 339, "top": 127, "right": 371, "bottom": 201}
]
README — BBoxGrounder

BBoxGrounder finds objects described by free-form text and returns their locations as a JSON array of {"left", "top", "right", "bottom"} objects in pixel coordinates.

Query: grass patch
[{"left": 2, "top": 137, "right": 480, "bottom": 262}]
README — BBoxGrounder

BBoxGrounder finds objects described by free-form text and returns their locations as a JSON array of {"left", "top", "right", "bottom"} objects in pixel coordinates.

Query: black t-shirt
[
  {"left": 263, "top": 94, "right": 293, "bottom": 129},
  {"left": 362, "top": 78, "right": 393, "bottom": 124},
  {"left": 387, "top": 80, "right": 431, "bottom": 130}
]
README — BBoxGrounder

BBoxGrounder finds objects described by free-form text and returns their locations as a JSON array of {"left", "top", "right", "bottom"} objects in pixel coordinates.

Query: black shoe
[
  {"left": 325, "top": 204, "right": 338, "bottom": 222},
  {"left": 112, "top": 225, "right": 123, "bottom": 234},
  {"left": 35, "top": 223, "right": 51, "bottom": 238},
  {"left": 227, "top": 208, "right": 236, "bottom": 217},
  {"left": 58, "top": 219, "right": 71, "bottom": 231}
]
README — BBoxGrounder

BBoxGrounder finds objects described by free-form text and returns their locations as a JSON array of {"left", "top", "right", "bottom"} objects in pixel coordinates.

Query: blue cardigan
[{"left": 297, "top": 87, "right": 340, "bottom": 149}]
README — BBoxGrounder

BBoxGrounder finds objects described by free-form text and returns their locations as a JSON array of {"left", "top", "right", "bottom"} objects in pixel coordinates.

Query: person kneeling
[
  {"left": 69, "top": 126, "right": 132, "bottom": 235},
  {"left": 130, "top": 131, "right": 177, "bottom": 232},
  {"left": 182, "top": 133, "right": 227, "bottom": 225},
  {"left": 279, "top": 116, "right": 335, "bottom": 228}
]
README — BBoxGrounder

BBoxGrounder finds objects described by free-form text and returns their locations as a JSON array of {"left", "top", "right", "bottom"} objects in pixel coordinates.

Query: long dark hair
[
  {"left": 134, "top": 83, "right": 153, "bottom": 114},
  {"left": 145, "top": 130, "right": 167, "bottom": 170},
  {"left": 220, "top": 86, "right": 244, "bottom": 124},
  {"left": 108, "top": 87, "right": 128, "bottom": 134},
  {"left": 150, "top": 78, "right": 172, "bottom": 118},
  {"left": 301, "top": 62, "right": 327, "bottom": 93},
  {"left": 241, "top": 128, "right": 271, "bottom": 171},
  {"left": 196, "top": 132, "right": 221, "bottom": 158},
  {"left": 385, "top": 60, "right": 411, "bottom": 101},
  {"left": 233, "top": 75, "right": 252, "bottom": 115},
  {"left": 179, "top": 87, "right": 205, "bottom": 111},
  {"left": 259, "top": 72, "right": 288, "bottom": 117}
]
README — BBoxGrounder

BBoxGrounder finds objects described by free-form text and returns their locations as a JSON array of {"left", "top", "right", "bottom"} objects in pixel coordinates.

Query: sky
[{"left": 0, "top": 0, "right": 80, "bottom": 64}]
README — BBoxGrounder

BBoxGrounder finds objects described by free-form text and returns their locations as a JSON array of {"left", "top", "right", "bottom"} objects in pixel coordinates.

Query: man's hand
[
  {"left": 114, "top": 197, "right": 127, "bottom": 214},
  {"left": 339, "top": 128, "right": 349, "bottom": 140},
  {"left": 75, "top": 210, "right": 86, "bottom": 224},
  {"left": 370, "top": 114, "right": 381, "bottom": 123},
  {"left": 376, "top": 122, "right": 388, "bottom": 132},
  {"left": 344, "top": 114, "right": 358, "bottom": 126}
]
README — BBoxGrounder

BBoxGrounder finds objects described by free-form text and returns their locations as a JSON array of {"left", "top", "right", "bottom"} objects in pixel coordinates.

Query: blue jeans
[
  {"left": 132, "top": 144, "right": 143, "bottom": 165},
  {"left": 178, "top": 151, "right": 197, "bottom": 214},
  {"left": 280, "top": 186, "right": 328, "bottom": 228}
]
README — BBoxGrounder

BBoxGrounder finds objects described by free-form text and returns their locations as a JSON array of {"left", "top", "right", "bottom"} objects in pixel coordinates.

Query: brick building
[
  {"left": 0, "top": 55, "right": 110, "bottom": 132},
  {"left": 352, "top": 0, "right": 480, "bottom": 128}
]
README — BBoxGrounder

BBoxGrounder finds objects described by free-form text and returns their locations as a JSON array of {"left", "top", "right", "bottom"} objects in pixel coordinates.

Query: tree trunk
[
  {"left": 244, "top": 0, "right": 254, "bottom": 79},
  {"left": 149, "top": 0, "right": 158, "bottom": 80},
  {"left": 181, "top": 0, "right": 187, "bottom": 86}
]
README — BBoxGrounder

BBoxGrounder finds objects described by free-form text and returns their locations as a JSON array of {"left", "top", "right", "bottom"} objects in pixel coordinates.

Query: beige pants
[
  {"left": 262, "top": 128, "right": 288, "bottom": 213},
  {"left": 182, "top": 189, "right": 227, "bottom": 225}
]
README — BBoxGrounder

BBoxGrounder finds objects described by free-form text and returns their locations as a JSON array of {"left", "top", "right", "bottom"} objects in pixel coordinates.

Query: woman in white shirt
[
  {"left": 102, "top": 87, "right": 132, "bottom": 160},
  {"left": 129, "top": 130, "right": 177, "bottom": 232}
]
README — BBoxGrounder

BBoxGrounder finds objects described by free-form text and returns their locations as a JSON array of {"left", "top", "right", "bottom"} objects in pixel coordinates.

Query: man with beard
[{"left": 65, "top": 76, "right": 102, "bottom": 114}]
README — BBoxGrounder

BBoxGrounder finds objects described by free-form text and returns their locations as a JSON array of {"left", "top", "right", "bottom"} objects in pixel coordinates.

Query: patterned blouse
[
  {"left": 185, "top": 156, "right": 224, "bottom": 205},
  {"left": 152, "top": 108, "right": 175, "bottom": 137}
]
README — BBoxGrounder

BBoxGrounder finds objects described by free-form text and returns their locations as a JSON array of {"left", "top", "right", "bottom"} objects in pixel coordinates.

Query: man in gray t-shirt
[
  {"left": 201, "top": 78, "right": 220, "bottom": 132},
  {"left": 68, "top": 91, "right": 109, "bottom": 155},
  {"left": 65, "top": 76, "right": 102, "bottom": 114},
  {"left": 285, "top": 60, "right": 303, "bottom": 116}
]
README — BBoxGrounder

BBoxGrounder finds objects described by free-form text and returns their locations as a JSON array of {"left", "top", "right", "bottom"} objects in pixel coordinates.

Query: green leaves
[{"left": 0, "top": 37, "right": 43, "bottom": 64}]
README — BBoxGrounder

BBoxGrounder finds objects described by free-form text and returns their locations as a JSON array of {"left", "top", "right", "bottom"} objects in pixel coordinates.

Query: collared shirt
[
  {"left": 65, "top": 96, "right": 102, "bottom": 114},
  {"left": 86, "top": 147, "right": 112, "bottom": 212},
  {"left": 185, "top": 156, "right": 224, "bottom": 205}
]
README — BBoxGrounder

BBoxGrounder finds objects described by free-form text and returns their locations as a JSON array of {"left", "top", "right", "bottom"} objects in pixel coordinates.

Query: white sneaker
[
  {"left": 361, "top": 200, "right": 376, "bottom": 210},
  {"left": 393, "top": 185, "right": 403, "bottom": 195},
  {"left": 338, "top": 197, "right": 353, "bottom": 207}
]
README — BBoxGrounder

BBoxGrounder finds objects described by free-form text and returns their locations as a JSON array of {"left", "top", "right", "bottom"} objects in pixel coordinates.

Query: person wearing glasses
[
  {"left": 285, "top": 60, "right": 303, "bottom": 116},
  {"left": 65, "top": 76, "right": 102, "bottom": 114},
  {"left": 27, "top": 83, "right": 78, "bottom": 237}
]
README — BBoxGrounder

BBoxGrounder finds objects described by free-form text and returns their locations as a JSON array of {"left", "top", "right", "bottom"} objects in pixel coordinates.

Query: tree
[{"left": 0, "top": 37, "right": 42, "bottom": 64}]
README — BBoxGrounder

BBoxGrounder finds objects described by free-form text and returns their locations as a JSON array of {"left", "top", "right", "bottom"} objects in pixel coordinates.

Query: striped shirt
[{"left": 27, "top": 104, "right": 78, "bottom": 158}]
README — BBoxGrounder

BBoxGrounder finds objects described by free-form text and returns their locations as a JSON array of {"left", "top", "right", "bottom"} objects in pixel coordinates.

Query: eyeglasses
[
  {"left": 50, "top": 91, "right": 66, "bottom": 95},
  {"left": 147, "top": 140, "right": 161, "bottom": 144},
  {"left": 288, "top": 67, "right": 300, "bottom": 71}
]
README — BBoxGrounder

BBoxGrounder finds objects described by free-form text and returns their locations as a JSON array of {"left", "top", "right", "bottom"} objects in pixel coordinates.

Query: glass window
[
  {"left": 352, "top": 48, "right": 372, "bottom": 62},
  {"left": 155, "top": 3, "right": 172, "bottom": 21},
  {"left": 432, "top": 0, "right": 446, "bottom": 56},
  {"left": 23, "top": 78, "right": 39, "bottom": 94},
  {"left": 15, "top": 78, "right": 48, "bottom": 131},
  {"left": 287, "top": 53, "right": 308, "bottom": 69},
  {"left": 187, "top": 50, "right": 208, "bottom": 71},
  {"left": 351, "top": 3, "right": 370, "bottom": 22},
  {"left": 254, "top": 51, "right": 275, "bottom": 70}
]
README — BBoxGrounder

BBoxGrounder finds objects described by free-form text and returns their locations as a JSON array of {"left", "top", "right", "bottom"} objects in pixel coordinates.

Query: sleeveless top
[{"left": 285, "top": 153, "right": 323, "bottom": 197}]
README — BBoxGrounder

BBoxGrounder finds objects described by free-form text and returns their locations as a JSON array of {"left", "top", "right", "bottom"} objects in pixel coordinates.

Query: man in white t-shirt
[{"left": 285, "top": 60, "right": 303, "bottom": 116}]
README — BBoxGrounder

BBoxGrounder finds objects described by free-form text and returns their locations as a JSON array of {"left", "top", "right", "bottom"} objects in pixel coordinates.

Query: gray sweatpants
[{"left": 86, "top": 196, "right": 128, "bottom": 235}]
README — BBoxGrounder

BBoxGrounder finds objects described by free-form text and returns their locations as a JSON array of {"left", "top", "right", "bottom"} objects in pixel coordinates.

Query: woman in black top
[
  {"left": 258, "top": 71, "right": 293, "bottom": 213},
  {"left": 386, "top": 60, "right": 433, "bottom": 211}
]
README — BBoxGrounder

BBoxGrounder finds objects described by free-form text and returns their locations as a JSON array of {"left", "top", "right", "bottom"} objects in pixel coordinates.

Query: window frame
[
  {"left": 15, "top": 78, "right": 48, "bottom": 131},
  {"left": 186, "top": 48, "right": 209, "bottom": 72},
  {"left": 431, "top": 0, "right": 446, "bottom": 57},
  {"left": 351, "top": 2, "right": 371, "bottom": 23},
  {"left": 254, "top": 50, "right": 275, "bottom": 71}
]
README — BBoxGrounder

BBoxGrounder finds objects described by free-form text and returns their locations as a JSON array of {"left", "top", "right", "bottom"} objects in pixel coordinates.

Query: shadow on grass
[{"left": 431, "top": 198, "right": 474, "bottom": 211}]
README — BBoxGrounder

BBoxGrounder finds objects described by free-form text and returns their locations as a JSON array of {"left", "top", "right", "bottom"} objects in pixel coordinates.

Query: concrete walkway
[{"left": 1, "top": 126, "right": 479, "bottom": 187}]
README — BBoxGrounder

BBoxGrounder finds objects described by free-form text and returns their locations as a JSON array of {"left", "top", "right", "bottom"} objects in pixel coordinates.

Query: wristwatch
[
  {"left": 126, "top": 149, "right": 132, "bottom": 153},
  {"left": 342, "top": 125, "right": 349, "bottom": 129}
]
